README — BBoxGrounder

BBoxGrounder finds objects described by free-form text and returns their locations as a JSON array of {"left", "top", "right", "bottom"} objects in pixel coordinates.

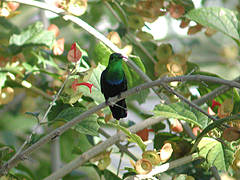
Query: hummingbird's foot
[
  {"left": 106, "top": 99, "right": 115, "bottom": 107},
  {"left": 117, "top": 93, "right": 122, "bottom": 99}
]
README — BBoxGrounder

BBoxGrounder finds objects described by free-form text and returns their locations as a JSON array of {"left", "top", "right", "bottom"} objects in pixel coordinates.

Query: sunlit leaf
[
  {"left": 154, "top": 102, "right": 209, "bottom": 129},
  {"left": 93, "top": 42, "right": 112, "bottom": 66},
  {"left": 123, "top": 55, "right": 149, "bottom": 104},
  {"left": 186, "top": 7, "right": 240, "bottom": 41},
  {"left": 9, "top": 22, "right": 55, "bottom": 48},
  {"left": 108, "top": 122, "right": 146, "bottom": 151},
  {"left": 55, "top": 107, "right": 99, "bottom": 136},
  {"left": 0, "top": 72, "right": 7, "bottom": 90},
  {"left": 197, "top": 137, "right": 234, "bottom": 171}
]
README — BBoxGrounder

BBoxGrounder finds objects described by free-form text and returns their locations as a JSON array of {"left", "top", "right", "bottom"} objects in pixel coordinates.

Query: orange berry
[
  {"left": 48, "top": 24, "right": 60, "bottom": 37},
  {"left": 53, "top": 38, "right": 64, "bottom": 55},
  {"left": 171, "top": 119, "right": 183, "bottom": 133},
  {"left": 7, "top": 2, "right": 20, "bottom": 11},
  {"left": 169, "top": 3, "right": 185, "bottom": 19},
  {"left": 222, "top": 127, "right": 240, "bottom": 142}
]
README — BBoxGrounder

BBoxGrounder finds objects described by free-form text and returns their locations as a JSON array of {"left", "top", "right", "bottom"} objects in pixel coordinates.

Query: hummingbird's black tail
[{"left": 110, "top": 99, "right": 127, "bottom": 120}]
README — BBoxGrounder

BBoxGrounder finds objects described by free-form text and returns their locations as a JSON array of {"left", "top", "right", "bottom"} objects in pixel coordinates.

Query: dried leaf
[
  {"left": 159, "top": 143, "right": 173, "bottom": 163},
  {"left": 53, "top": 38, "right": 65, "bottom": 55},
  {"left": 142, "top": 150, "right": 161, "bottom": 165},
  {"left": 107, "top": 31, "right": 122, "bottom": 48},
  {"left": 67, "top": 44, "right": 82, "bottom": 62},
  {"left": 0, "top": 87, "right": 14, "bottom": 105},
  {"left": 135, "top": 159, "right": 152, "bottom": 175}
]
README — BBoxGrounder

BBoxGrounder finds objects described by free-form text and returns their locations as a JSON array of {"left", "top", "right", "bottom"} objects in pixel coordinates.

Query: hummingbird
[{"left": 100, "top": 53, "right": 127, "bottom": 120}]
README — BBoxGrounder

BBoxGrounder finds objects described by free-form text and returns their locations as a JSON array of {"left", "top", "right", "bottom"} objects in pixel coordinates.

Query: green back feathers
[{"left": 105, "top": 53, "right": 125, "bottom": 83}]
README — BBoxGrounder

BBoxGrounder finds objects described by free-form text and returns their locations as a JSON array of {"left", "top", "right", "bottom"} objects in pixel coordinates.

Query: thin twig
[
  {"left": 6, "top": 0, "right": 166, "bottom": 102},
  {"left": 43, "top": 116, "right": 165, "bottom": 180},
  {"left": 99, "top": 129, "right": 138, "bottom": 161},
  {"left": 14, "top": 78, "right": 53, "bottom": 101},
  {"left": 210, "top": 166, "right": 221, "bottom": 180},
  {"left": 126, "top": 34, "right": 157, "bottom": 64},
  {"left": 193, "top": 76, "right": 240, "bottom": 106},
  {"left": 42, "top": 71, "right": 71, "bottom": 122},
  {"left": 160, "top": 83, "right": 225, "bottom": 179},
  {"left": 0, "top": 74, "right": 240, "bottom": 175},
  {"left": 2, "top": 2, "right": 240, "bottom": 179},
  {"left": 103, "top": 1, "right": 122, "bottom": 23},
  {"left": 160, "top": 83, "right": 218, "bottom": 122},
  {"left": 117, "top": 152, "right": 123, "bottom": 176},
  {"left": 7, "top": 71, "right": 71, "bottom": 166},
  {"left": 51, "top": 137, "right": 62, "bottom": 172},
  {"left": 134, "top": 153, "right": 200, "bottom": 179}
]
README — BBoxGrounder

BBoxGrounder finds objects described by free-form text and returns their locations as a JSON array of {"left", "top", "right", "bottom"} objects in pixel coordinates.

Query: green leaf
[
  {"left": 185, "top": 62, "right": 200, "bottom": 74},
  {"left": 75, "top": 114, "right": 99, "bottom": 136},
  {"left": 55, "top": 107, "right": 84, "bottom": 122},
  {"left": 197, "top": 137, "right": 234, "bottom": 171},
  {"left": 103, "top": 169, "right": 122, "bottom": 180},
  {"left": 172, "top": 174, "right": 195, "bottom": 180},
  {"left": 9, "top": 21, "right": 55, "bottom": 48},
  {"left": 22, "top": 62, "right": 39, "bottom": 73},
  {"left": 93, "top": 42, "right": 112, "bottom": 66},
  {"left": 186, "top": 7, "right": 240, "bottom": 41},
  {"left": 0, "top": 17, "right": 20, "bottom": 34},
  {"left": 55, "top": 107, "right": 99, "bottom": 136},
  {"left": 109, "top": 1, "right": 128, "bottom": 27},
  {"left": 233, "top": 100, "right": 240, "bottom": 114},
  {"left": 154, "top": 102, "right": 209, "bottom": 129},
  {"left": 151, "top": 122, "right": 166, "bottom": 133},
  {"left": 91, "top": 164, "right": 122, "bottom": 180},
  {"left": 0, "top": 72, "right": 7, "bottom": 90},
  {"left": 60, "top": 130, "right": 79, "bottom": 162},
  {"left": 191, "top": 114, "right": 240, "bottom": 153},
  {"left": 191, "top": 108, "right": 209, "bottom": 129},
  {"left": 154, "top": 132, "right": 181, "bottom": 150},
  {"left": 32, "top": 51, "right": 60, "bottom": 70},
  {"left": 108, "top": 122, "right": 146, "bottom": 151},
  {"left": 132, "top": 41, "right": 157, "bottom": 80},
  {"left": 93, "top": 43, "right": 149, "bottom": 104},
  {"left": 123, "top": 55, "right": 146, "bottom": 88},
  {"left": 9, "top": 167, "right": 34, "bottom": 180},
  {"left": 48, "top": 100, "right": 71, "bottom": 122},
  {"left": 0, "top": 144, "right": 15, "bottom": 161},
  {"left": 29, "top": 134, "right": 44, "bottom": 145},
  {"left": 123, "top": 55, "right": 149, "bottom": 104},
  {"left": 72, "top": 134, "right": 92, "bottom": 154},
  {"left": 62, "top": 64, "right": 105, "bottom": 105},
  {"left": 87, "top": 64, "right": 106, "bottom": 104}
]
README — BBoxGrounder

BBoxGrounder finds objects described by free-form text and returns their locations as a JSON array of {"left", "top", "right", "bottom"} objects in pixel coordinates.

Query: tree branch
[
  {"left": 2, "top": 1, "right": 240, "bottom": 179},
  {"left": 132, "top": 153, "right": 200, "bottom": 179},
  {"left": 160, "top": 83, "right": 218, "bottom": 122},
  {"left": 5, "top": 70, "right": 71, "bottom": 168},
  {"left": 6, "top": 0, "right": 166, "bottom": 101},
  {"left": 0, "top": 75, "right": 239, "bottom": 176},
  {"left": 193, "top": 76, "right": 240, "bottom": 106},
  {"left": 43, "top": 116, "right": 165, "bottom": 180},
  {"left": 99, "top": 128, "right": 138, "bottom": 161}
]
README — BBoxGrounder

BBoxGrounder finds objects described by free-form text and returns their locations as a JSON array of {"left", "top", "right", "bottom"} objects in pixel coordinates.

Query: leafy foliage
[
  {"left": 154, "top": 102, "right": 209, "bottom": 129},
  {"left": 0, "top": 0, "right": 240, "bottom": 179},
  {"left": 197, "top": 137, "right": 234, "bottom": 171},
  {"left": 50, "top": 106, "right": 99, "bottom": 136},
  {"left": 186, "top": 7, "right": 240, "bottom": 42},
  {"left": 9, "top": 22, "right": 55, "bottom": 48}
]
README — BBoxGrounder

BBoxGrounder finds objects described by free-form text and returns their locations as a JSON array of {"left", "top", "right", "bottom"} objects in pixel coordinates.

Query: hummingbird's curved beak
[{"left": 122, "top": 56, "right": 128, "bottom": 62}]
